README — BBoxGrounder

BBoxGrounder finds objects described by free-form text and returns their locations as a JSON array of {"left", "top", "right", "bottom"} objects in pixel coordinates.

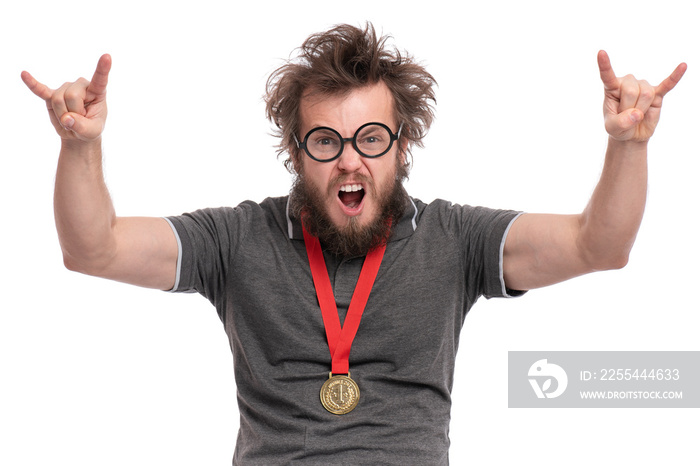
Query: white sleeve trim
[
  {"left": 163, "top": 217, "right": 183, "bottom": 293},
  {"left": 499, "top": 212, "right": 525, "bottom": 298}
]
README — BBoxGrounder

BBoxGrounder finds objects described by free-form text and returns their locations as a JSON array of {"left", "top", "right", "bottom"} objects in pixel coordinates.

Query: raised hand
[
  {"left": 598, "top": 50, "right": 686, "bottom": 143},
  {"left": 22, "top": 54, "right": 112, "bottom": 142}
]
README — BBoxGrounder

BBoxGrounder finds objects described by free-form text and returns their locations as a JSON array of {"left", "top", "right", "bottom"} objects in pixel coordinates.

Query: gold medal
[
  {"left": 304, "top": 227, "right": 384, "bottom": 416},
  {"left": 320, "top": 372, "right": 360, "bottom": 415}
]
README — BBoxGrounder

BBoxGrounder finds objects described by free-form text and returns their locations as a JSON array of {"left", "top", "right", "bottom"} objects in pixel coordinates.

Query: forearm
[
  {"left": 504, "top": 53, "right": 683, "bottom": 290},
  {"left": 54, "top": 138, "right": 118, "bottom": 272},
  {"left": 578, "top": 137, "right": 648, "bottom": 269}
]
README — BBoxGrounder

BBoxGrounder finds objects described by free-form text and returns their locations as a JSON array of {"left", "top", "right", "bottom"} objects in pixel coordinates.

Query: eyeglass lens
[{"left": 305, "top": 123, "right": 393, "bottom": 160}]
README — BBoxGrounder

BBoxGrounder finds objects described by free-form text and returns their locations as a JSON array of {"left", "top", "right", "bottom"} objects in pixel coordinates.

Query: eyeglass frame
[{"left": 293, "top": 122, "right": 404, "bottom": 163}]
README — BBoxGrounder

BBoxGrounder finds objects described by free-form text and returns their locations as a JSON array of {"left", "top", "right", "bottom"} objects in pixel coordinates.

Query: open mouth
[{"left": 338, "top": 184, "right": 365, "bottom": 210}]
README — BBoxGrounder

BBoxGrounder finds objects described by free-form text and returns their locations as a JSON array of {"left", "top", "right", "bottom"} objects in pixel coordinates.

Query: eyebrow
[{"left": 303, "top": 122, "right": 394, "bottom": 136}]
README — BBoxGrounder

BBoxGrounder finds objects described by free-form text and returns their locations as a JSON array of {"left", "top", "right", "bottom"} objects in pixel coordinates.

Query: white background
[{"left": 1, "top": 0, "right": 698, "bottom": 464}]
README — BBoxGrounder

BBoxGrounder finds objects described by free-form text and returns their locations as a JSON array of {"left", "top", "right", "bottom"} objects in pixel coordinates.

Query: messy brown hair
[{"left": 265, "top": 23, "right": 437, "bottom": 174}]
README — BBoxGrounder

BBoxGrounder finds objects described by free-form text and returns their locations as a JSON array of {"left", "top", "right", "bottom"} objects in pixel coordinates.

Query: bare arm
[
  {"left": 23, "top": 56, "right": 178, "bottom": 290},
  {"left": 503, "top": 51, "right": 687, "bottom": 291}
]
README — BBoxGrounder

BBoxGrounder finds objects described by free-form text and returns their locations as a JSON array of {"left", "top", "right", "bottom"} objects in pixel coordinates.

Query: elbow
[
  {"left": 577, "top": 227, "right": 634, "bottom": 272},
  {"left": 586, "top": 250, "right": 630, "bottom": 272},
  {"left": 62, "top": 253, "right": 88, "bottom": 274},
  {"left": 603, "top": 253, "right": 630, "bottom": 271},
  {"left": 61, "top": 249, "right": 109, "bottom": 276}
]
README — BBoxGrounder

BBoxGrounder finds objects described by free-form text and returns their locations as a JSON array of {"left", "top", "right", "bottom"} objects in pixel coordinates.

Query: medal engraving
[{"left": 320, "top": 373, "right": 360, "bottom": 415}]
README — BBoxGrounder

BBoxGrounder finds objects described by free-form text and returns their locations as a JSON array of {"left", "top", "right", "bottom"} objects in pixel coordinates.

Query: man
[{"left": 22, "top": 23, "right": 685, "bottom": 465}]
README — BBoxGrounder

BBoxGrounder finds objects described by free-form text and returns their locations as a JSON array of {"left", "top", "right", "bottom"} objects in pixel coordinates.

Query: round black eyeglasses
[{"left": 294, "top": 122, "right": 403, "bottom": 162}]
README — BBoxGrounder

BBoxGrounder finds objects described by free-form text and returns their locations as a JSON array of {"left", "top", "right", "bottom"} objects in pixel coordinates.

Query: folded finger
[
  {"left": 50, "top": 83, "right": 71, "bottom": 124},
  {"left": 635, "top": 79, "right": 655, "bottom": 114},
  {"left": 618, "top": 75, "right": 640, "bottom": 113},
  {"left": 64, "top": 78, "right": 90, "bottom": 116}
]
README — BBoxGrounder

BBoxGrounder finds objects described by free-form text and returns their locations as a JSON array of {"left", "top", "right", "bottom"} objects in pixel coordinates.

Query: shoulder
[
  {"left": 414, "top": 198, "right": 522, "bottom": 243},
  {"left": 175, "top": 196, "right": 288, "bottom": 222},
  {"left": 415, "top": 197, "right": 516, "bottom": 225},
  {"left": 166, "top": 196, "right": 291, "bottom": 241}
]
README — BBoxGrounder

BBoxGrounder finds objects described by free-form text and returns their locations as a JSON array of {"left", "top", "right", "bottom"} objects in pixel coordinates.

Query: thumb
[
  {"left": 60, "top": 112, "right": 103, "bottom": 141},
  {"left": 605, "top": 108, "right": 643, "bottom": 139}
]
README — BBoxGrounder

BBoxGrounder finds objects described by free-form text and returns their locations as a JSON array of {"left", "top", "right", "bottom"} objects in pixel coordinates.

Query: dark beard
[{"left": 289, "top": 168, "right": 408, "bottom": 258}]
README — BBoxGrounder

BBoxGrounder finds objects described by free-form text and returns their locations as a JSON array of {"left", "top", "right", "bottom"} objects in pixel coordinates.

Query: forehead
[{"left": 299, "top": 82, "right": 395, "bottom": 134}]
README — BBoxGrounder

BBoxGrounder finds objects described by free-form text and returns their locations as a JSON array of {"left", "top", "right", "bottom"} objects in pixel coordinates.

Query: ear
[
  {"left": 289, "top": 145, "right": 303, "bottom": 174},
  {"left": 398, "top": 138, "right": 409, "bottom": 165}
]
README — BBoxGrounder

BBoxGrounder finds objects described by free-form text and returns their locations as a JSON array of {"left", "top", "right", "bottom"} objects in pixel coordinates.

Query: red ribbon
[{"left": 303, "top": 226, "right": 386, "bottom": 375}]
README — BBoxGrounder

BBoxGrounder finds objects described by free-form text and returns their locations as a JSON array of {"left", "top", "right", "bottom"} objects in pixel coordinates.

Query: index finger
[
  {"left": 20, "top": 70, "right": 53, "bottom": 101},
  {"left": 597, "top": 50, "right": 619, "bottom": 91},
  {"left": 655, "top": 62, "right": 688, "bottom": 98},
  {"left": 87, "top": 54, "right": 112, "bottom": 96}
]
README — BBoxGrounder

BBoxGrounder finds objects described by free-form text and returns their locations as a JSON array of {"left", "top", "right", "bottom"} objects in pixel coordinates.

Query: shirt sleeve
[
  {"left": 164, "top": 204, "right": 253, "bottom": 305},
  {"left": 442, "top": 201, "right": 526, "bottom": 299}
]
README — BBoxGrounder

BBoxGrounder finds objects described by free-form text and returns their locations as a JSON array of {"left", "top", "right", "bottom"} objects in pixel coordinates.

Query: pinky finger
[
  {"left": 21, "top": 71, "right": 53, "bottom": 101},
  {"left": 656, "top": 62, "right": 688, "bottom": 98}
]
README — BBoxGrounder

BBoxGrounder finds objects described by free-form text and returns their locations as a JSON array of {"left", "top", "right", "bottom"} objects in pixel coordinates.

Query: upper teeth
[{"left": 340, "top": 184, "right": 363, "bottom": 192}]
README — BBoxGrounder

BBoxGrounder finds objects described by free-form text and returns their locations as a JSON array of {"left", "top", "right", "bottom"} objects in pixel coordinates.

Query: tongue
[{"left": 339, "top": 190, "right": 363, "bottom": 208}]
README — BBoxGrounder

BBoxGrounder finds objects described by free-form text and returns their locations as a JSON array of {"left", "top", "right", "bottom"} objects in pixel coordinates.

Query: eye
[
  {"left": 312, "top": 137, "right": 340, "bottom": 149},
  {"left": 309, "top": 130, "right": 340, "bottom": 147},
  {"left": 358, "top": 133, "right": 385, "bottom": 147}
]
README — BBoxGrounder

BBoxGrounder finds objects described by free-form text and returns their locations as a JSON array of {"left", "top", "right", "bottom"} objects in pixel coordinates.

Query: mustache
[
  {"left": 326, "top": 173, "right": 375, "bottom": 197},
  {"left": 289, "top": 170, "right": 407, "bottom": 257}
]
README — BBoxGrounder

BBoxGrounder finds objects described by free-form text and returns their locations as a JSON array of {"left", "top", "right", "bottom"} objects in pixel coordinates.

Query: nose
[{"left": 336, "top": 140, "right": 363, "bottom": 172}]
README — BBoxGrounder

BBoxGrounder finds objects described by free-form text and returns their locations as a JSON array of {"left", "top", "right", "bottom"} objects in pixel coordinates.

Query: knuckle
[
  {"left": 621, "top": 87, "right": 638, "bottom": 100},
  {"left": 639, "top": 81, "right": 654, "bottom": 100},
  {"left": 65, "top": 78, "right": 88, "bottom": 94},
  {"left": 64, "top": 86, "right": 81, "bottom": 101},
  {"left": 66, "top": 89, "right": 87, "bottom": 105},
  {"left": 50, "top": 91, "right": 64, "bottom": 108}
]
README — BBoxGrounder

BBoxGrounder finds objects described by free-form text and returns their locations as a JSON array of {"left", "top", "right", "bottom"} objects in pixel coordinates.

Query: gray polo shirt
[{"left": 166, "top": 196, "right": 523, "bottom": 465}]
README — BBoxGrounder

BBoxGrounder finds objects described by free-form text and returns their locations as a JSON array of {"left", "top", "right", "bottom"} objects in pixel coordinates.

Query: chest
[{"left": 225, "top": 235, "right": 471, "bottom": 374}]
